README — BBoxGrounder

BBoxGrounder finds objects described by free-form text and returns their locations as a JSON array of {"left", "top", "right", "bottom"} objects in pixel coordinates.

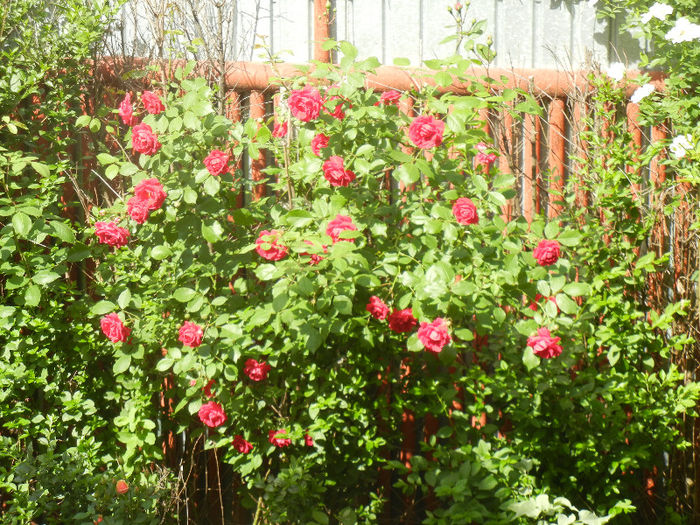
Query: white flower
[
  {"left": 630, "top": 83, "right": 655, "bottom": 103},
  {"left": 665, "top": 17, "right": 700, "bottom": 43},
  {"left": 605, "top": 62, "right": 626, "bottom": 82},
  {"left": 669, "top": 134, "right": 693, "bottom": 159},
  {"left": 640, "top": 3, "right": 673, "bottom": 24},
  {"left": 587, "top": 0, "right": 598, "bottom": 7}
]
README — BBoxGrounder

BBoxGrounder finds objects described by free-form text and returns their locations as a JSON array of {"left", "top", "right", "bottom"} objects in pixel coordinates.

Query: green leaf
[
  {"left": 156, "top": 358, "right": 173, "bottom": 372},
  {"left": 201, "top": 220, "right": 224, "bottom": 243},
  {"left": 558, "top": 229, "right": 582, "bottom": 247},
  {"left": 50, "top": 220, "right": 76, "bottom": 243},
  {"left": 32, "top": 271, "right": 60, "bottom": 285},
  {"left": 523, "top": 347, "right": 539, "bottom": 371},
  {"left": 76, "top": 115, "right": 91, "bottom": 127},
  {"left": 333, "top": 295, "right": 353, "bottom": 315},
  {"left": 544, "top": 221, "right": 559, "bottom": 239},
  {"left": 394, "top": 163, "right": 420, "bottom": 185},
  {"left": 105, "top": 164, "right": 119, "bottom": 179},
  {"left": 24, "top": 285, "right": 41, "bottom": 307},
  {"left": 174, "top": 287, "right": 196, "bottom": 302},
  {"left": 555, "top": 293, "right": 578, "bottom": 315},
  {"left": 30, "top": 162, "right": 50, "bottom": 177},
  {"left": 393, "top": 57, "right": 411, "bottom": 66},
  {"left": 12, "top": 211, "right": 32, "bottom": 236},
  {"left": 407, "top": 334, "right": 422, "bottom": 352},
  {"left": 97, "top": 153, "right": 119, "bottom": 165},
  {"left": 92, "top": 300, "right": 116, "bottom": 315},
  {"left": 151, "top": 245, "right": 172, "bottom": 260},
  {"left": 203, "top": 175, "right": 220, "bottom": 196},
  {"left": 117, "top": 289, "right": 131, "bottom": 309},
  {"left": 563, "top": 282, "right": 591, "bottom": 297},
  {"left": 113, "top": 355, "right": 131, "bottom": 374},
  {"left": 255, "top": 264, "right": 279, "bottom": 281}
]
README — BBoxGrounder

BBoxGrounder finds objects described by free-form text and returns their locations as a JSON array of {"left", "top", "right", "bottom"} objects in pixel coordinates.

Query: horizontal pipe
[{"left": 95, "top": 57, "right": 666, "bottom": 99}]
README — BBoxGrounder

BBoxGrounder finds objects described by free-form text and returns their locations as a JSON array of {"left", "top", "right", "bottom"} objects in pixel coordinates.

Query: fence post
[
  {"left": 547, "top": 98, "right": 566, "bottom": 219},
  {"left": 313, "top": 0, "right": 331, "bottom": 63},
  {"left": 249, "top": 90, "right": 267, "bottom": 200}
]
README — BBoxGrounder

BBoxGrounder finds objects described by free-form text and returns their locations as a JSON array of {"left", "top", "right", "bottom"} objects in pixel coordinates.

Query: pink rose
[
  {"left": 141, "top": 90, "right": 164, "bottom": 114},
  {"left": 527, "top": 327, "right": 562, "bottom": 359},
  {"left": 326, "top": 215, "right": 357, "bottom": 243},
  {"left": 269, "top": 429, "right": 292, "bottom": 448},
  {"left": 366, "top": 296, "right": 389, "bottom": 320},
  {"left": 115, "top": 480, "right": 129, "bottom": 495},
  {"left": 95, "top": 221, "right": 129, "bottom": 247},
  {"left": 178, "top": 321, "right": 204, "bottom": 347},
  {"left": 272, "top": 121, "right": 288, "bottom": 138},
  {"left": 133, "top": 178, "right": 166, "bottom": 211},
  {"left": 452, "top": 197, "right": 479, "bottom": 225},
  {"left": 255, "top": 229, "right": 288, "bottom": 261},
  {"left": 203, "top": 379, "right": 215, "bottom": 398},
  {"left": 126, "top": 196, "right": 150, "bottom": 224},
  {"left": 288, "top": 86, "right": 322, "bottom": 122},
  {"left": 408, "top": 115, "right": 445, "bottom": 149},
  {"left": 198, "top": 401, "right": 227, "bottom": 428},
  {"left": 203, "top": 149, "right": 230, "bottom": 176},
  {"left": 118, "top": 93, "right": 136, "bottom": 126},
  {"left": 232, "top": 435, "right": 253, "bottom": 453},
  {"left": 322, "top": 156, "right": 356, "bottom": 187},
  {"left": 379, "top": 90, "right": 402, "bottom": 106},
  {"left": 324, "top": 95, "right": 348, "bottom": 120},
  {"left": 388, "top": 308, "right": 417, "bottom": 334},
  {"left": 244, "top": 358, "right": 271, "bottom": 381},
  {"left": 533, "top": 240, "right": 561, "bottom": 266},
  {"left": 417, "top": 318, "right": 452, "bottom": 353},
  {"left": 311, "top": 133, "right": 329, "bottom": 156},
  {"left": 131, "top": 123, "right": 161, "bottom": 155},
  {"left": 301, "top": 240, "right": 327, "bottom": 265},
  {"left": 100, "top": 313, "right": 131, "bottom": 343},
  {"left": 475, "top": 142, "right": 497, "bottom": 170},
  {"left": 304, "top": 433, "right": 314, "bottom": 447}
]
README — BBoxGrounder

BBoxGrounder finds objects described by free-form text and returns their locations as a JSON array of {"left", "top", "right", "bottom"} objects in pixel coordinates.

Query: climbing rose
[
  {"left": 527, "top": 327, "right": 562, "bottom": 359},
  {"left": 100, "top": 313, "right": 131, "bottom": 343},
  {"left": 232, "top": 435, "right": 253, "bottom": 454},
  {"left": 202, "top": 379, "right": 216, "bottom": 398},
  {"left": 269, "top": 429, "right": 292, "bottom": 447},
  {"left": 133, "top": 178, "right": 166, "bottom": 210},
  {"left": 304, "top": 433, "right": 314, "bottom": 447},
  {"left": 528, "top": 294, "right": 559, "bottom": 312},
  {"left": 255, "top": 230, "right": 288, "bottom": 261},
  {"left": 388, "top": 308, "right": 417, "bottom": 333},
  {"left": 452, "top": 197, "right": 479, "bottom": 225},
  {"left": 326, "top": 215, "right": 357, "bottom": 243},
  {"left": 179, "top": 321, "right": 204, "bottom": 348},
  {"left": 244, "top": 358, "right": 271, "bottom": 381},
  {"left": 533, "top": 239, "right": 561, "bottom": 266},
  {"left": 301, "top": 240, "right": 327, "bottom": 265},
  {"left": 366, "top": 296, "right": 389, "bottom": 320},
  {"left": 118, "top": 92, "right": 136, "bottom": 126},
  {"left": 203, "top": 149, "right": 230, "bottom": 176},
  {"left": 131, "top": 123, "right": 161, "bottom": 155},
  {"left": 324, "top": 95, "right": 348, "bottom": 120},
  {"left": 288, "top": 86, "right": 322, "bottom": 122},
  {"left": 322, "top": 156, "right": 356, "bottom": 187},
  {"left": 115, "top": 480, "right": 129, "bottom": 495},
  {"left": 408, "top": 115, "right": 444, "bottom": 149},
  {"left": 141, "top": 90, "right": 164, "bottom": 114},
  {"left": 272, "top": 121, "right": 288, "bottom": 138},
  {"left": 417, "top": 318, "right": 452, "bottom": 353},
  {"left": 311, "top": 133, "right": 329, "bottom": 156},
  {"left": 126, "top": 196, "right": 150, "bottom": 224},
  {"left": 379, "top": 90, "right": 402, "bottom": 105},
  {"left": 198, "top": 401, "right": 227, "bottom": 428},
  {"left": 94, "top": 221, "right": 129, "bottom": 247},
  {"left": 475, "top": 142, "right": 497, "bottom": 169}
]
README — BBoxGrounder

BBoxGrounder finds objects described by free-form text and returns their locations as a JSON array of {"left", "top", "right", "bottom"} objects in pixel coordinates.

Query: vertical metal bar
[
  {"left": 522, "top": 112, "right": 535, "bottom": 222},
  {"left": 313, "top": 0, "right": 331, "bottom": 62},
  {"left": 249, "top": 90, "right": 267, "bottom": 200},
  {"left": 547, "top": 98, "right": 566, "bottom": 219}
]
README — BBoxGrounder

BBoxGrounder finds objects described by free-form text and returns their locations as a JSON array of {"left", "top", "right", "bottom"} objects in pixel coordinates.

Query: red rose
[
  {"left": 528, "top": 294, "right": 559, "bottom": 312},
  {"left": 203, "top": 149, "right": 230, "bottom": 176},
  {"left": 118, "top": 93, "right": 136, "bottom": 126},
  {"left": 133, "top": 178, "right": 166, "bottom": 211},
  {"left": 288, "top": 86, "right": 322, "bottom": 122},
  {"left": 325, "top": 215, "right": 357, "bottom": 243},
  {"left": 126, "top": 196, "right": 150, "bottom": 224},
  {"left": 198, "top": 401, "right": 227, "bottom": 428},
  {"left": 475, "top": 142, "right": 497, "bottom": 170},
  {"left": 417, "top": 318, "right": 452, "bottom": 353},
  {"left": 232, "top": 435, "right": 254, "bottom": 453},
  {"left": 179, "top": 321, "right": 204, "bottom": 348},
  {"left": 115, "top": 480, "right": 129, "bottom": 495},
  {"left": 324, "top": 95, "right": 349, "bottom": 120},
  {"left": 141, "top": 90, "right": 164, "bottom": 114},
  {"left": 379, "top": 90, "right": 402, "bottom": 106},
  {"left": 322, "top": 156, "right": 356, "bottom": 187},
  {"left": 203, "top": 379, "right": 215, "bottom": 398},
  {"left": 272, "top": 121, "right": 288, "bottom": 138},
  {"left": 244, "top": 358, "right": 271, "bottom": 381},
  {"left": 269, "top": 429, "right": 292, "bottom": 448},
  {"left": 255, "top": 229, "right": 288, "bottom": 261},
  {"left": 131, "top": 123, "right": 161, "bottom": 155},
  {"left": 100, "top": 313, "right": 131, "bottom": 343},
  {"left": 527, "top": 327, "right": 562, "bottom": 359},
  {"left": 94, "top": 221, "right": 129, "bottom": 247},
  {"left": 388, "top": 308, "right": 417, "bottom": 333},
  {"left": 311, "top": 133, "right": 329, "bottom": 156},
  {"left": 452, "top": 197, "right": 479, "bottom": 225},
  {"left": 301, "top": 240, "right": 327, "bottom": 265},
  {"left": 304, "top": 433, "right": 314, "bottom": 447},
  {"left": 533, "top": 240, "right": 561, "bottom": 266},
  {"left": 408, "top": 115, "right": 444, "bottom": 149},
  {"left": 366, "top": 296, "right": 389, "bottom": 320}
]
